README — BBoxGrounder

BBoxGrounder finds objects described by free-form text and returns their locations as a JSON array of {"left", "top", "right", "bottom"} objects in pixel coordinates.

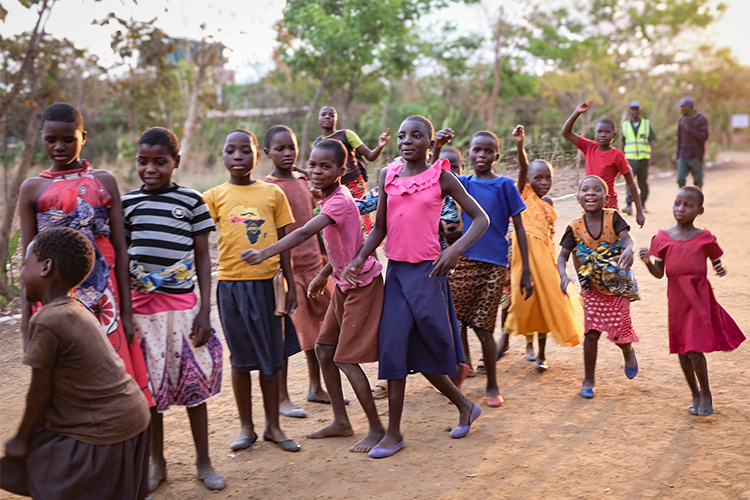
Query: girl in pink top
[{"left": 345, "top": 115, "right": 489, "bottom": 458}]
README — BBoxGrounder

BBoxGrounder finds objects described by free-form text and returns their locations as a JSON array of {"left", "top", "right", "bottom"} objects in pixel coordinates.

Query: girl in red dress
[{"left": 640, "top": 186, "right": 745, "bottom": 416}]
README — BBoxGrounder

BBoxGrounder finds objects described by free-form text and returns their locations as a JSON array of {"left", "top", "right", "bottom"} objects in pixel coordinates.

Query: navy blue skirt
[
  {"left": 377, "top": 260, "right": 464, "bottom": 379},
  {"left": 217, "top": 279, "right": 300, "bottom": 377}
]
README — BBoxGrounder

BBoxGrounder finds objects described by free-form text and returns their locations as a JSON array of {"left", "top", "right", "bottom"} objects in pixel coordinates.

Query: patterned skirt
[
  {"left": 582, "top": 288, "right": 638, "bottom": 344},
  {"left": 344, "top": 176, "right": 374, "bottom": 235},
  {"left": 449, "top": 256, "right": 510, "bottom": 331}
]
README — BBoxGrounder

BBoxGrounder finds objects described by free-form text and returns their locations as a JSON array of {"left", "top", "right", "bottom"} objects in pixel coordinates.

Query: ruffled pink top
[{"left": 384, "top": 158, "right": 449, "bottom": 263}]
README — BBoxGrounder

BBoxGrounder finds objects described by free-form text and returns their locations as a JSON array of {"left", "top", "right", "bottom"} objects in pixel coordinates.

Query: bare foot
[
  {"left": 698, "top": 391, "right": 713, "bottom": 416},
  {"left": 350, "top": 428, "right": 386, "bottom": 453},
  {"left": 196, "top": 462, "right": 226, "bottom": 491},
  {"left": 307, "top": 422, "right": 354, "bottom": 439},
  {"left": 148, "top": 459, "right": 167, "bottom": 493}
]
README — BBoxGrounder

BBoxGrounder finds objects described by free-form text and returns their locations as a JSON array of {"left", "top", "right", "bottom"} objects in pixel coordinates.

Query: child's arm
[
  {"left": 277, "top": 226, "right": 298, "bottom": 312},
  {"left": 192, "top": 232, "right": 213, "bottom": 347},
  {"left": 557, "top": 247, "right": 573, "bottom": 295},
  {"left": 241, "top": 213, "right": 334, "bottom": 265},
  {"left": 510, "top": 213, "right": 534, "bottom": 299},
  {"left": 561, "top": 103, "right": 591, "bottom": 146},
  {"left": 4, "top": 367, "right": 53, "bottom": 459},
  {"left": 638, "top": 247, "right": 664, "bottom": 278},
  {"left": 514, "top": 125, "right": 529, "bottom": 192},
  {"left": 308, "top": 261, "right": 333, "bottom": 298},
  {"left": 432, "top": 172, "right": 489, "bottom": 277},
  {"left": 617, "top": 229, "right": 635, "bottom": 270},
  {"left": 17, "top": 179, "right": 41, "bottom": 347},
  {"left": 712, "top": 259, "right": 726, "bottom": 276},
  {"left": 429, "top": 128, "right": 455, "bottom": 164},
  {"left": 356, "top": 128, "right": 390, "bottom": 162},
  {"left": 344, "top": 168, "right": 389, "bottom": 282},
  {"left": 623, "top": 171, "right": 645, "bottom": 227},
  {"left": 95, "top": 171, "right": 136, "bottom": 344}
]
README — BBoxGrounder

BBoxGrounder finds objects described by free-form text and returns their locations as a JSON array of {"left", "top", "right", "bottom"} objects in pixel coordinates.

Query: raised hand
[
  {"left": 435, "top": 128, "right": 455, "bottom": 148},
  {"left": 576, "top": 102, "right": 592, "bottom": 114},
  {"left": 378, "top": 128, "right": 391, "bottom": 148},
  {"left": 512, "top": 124, "right": 525, "bottom": 144}
]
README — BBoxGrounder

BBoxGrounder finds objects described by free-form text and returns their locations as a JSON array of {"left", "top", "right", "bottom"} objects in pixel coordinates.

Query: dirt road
[{"left": 2, "top": 153, "right": 748, "bottom": 500}]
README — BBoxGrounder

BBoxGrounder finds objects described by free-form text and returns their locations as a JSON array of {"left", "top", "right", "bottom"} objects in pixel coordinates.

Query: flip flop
[
  {"left": 579, "top": 387, "right": 595, "bottom": 399},
  {"left": 307, "top": 393, "right": 350, "bottom": 405},
  {"left": 199, "top": 474, "right": 226, "bottom": 491},
  {"left": 450, "top": 403, "right": 482, "bottom": 438},
  {"left": 369, "top": 438, "right": 405, "bottom": 459},
  {"left": 280, "top": 406, "right": 307, "bottom": 418},
  {"left": 372, "top": 383, "right": 388, "bottom": 400},
  {"left": 229, "top": 432, "right": 258, "bottom": 451},
  {"left": 486, "top": 395, "right": 504, "bottom": 407},
  {"left": 263, "top": 432, "right": 300, "bottom": 452}
]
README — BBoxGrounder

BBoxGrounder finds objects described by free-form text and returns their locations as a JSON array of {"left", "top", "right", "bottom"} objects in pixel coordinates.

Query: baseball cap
[
  {"left": 629, "top": 101, "right": 640, "bottom": 108},
  {"left": 677, "top": 96, "right": 695, "bottom": 107}
]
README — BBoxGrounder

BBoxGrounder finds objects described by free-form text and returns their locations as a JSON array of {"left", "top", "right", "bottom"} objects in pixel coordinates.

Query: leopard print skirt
[{"left": 449, "top": 256, "right": 509, "bottom": 331}]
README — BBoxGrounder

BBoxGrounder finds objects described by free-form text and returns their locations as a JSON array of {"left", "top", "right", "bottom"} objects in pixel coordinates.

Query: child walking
[
  {"left": 18, "top": 102, "right": 152, "bottom": 405},
  {"left": 346, "top": 116, "right": 490, "bottom": 458},
  {"left": 123, "top": 128, "right": 224, "bottom": 492},
  {"left": 557, "top": 176, "right": 640, "bottom": 398},
  {"left": 503, "top": 125, "right": 583, "bottom": 370},
  {"left": 263, "top": 125, "right": 334, "bottom": 417},
  {"left": 203, "top": 129, "right": 301, "bottom": 453},
  {"left": 562, "top": 102, "right": 645, "bottom": 227},
  {"left": 244, "top": 139, "right": 385, "bottom": 452},
  {"left": 639, "top": 187, "right": 745, "bottom": 416},
  {"left": 1, "top": 228, "right": 151, "bottom": 500}
]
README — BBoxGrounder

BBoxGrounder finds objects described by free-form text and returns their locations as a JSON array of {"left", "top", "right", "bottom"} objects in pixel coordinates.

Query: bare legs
[
  {"left": 473, "top": 327, "right": 499, "bottom": 399},
  {"left": 582, "top": 330, "right": 600, "bottom": 392},
  {"left": 232, "top": 369, "right": 290, "bottom": 444},
  {"left": 679, "top": 351, "right": 713, "bottom": 416},
  {"left": 304, "top": 349, "right": 329, "bottom": 401}
]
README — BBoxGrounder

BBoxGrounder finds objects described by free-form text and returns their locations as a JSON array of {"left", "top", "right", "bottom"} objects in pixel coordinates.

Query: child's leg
[
  {"left": 148, "top": 407, "right": 167, "bottom": 492},
  {"left": 526, "top": 334, "right": 536, "bottom": 361},
  {"left": 537, "top": 333, "right": 547, "bottom": 364},
  {"left": 424, "top": 373, "right": 475, "bottom": 425},
  {"left": 307, "top": 344, "right": 354, "bottom": 439},
  {"left": 582, "top": 330, "right": 600, "bottom": 391},
  {"left": 186, "top": 403, "right": 224, "bottom": 489},
  {"left": 231, "top": 369, "right": 255, "bottom": 440},
  {"left": 258, "top": 370, "right": 291, "bottom": 442},
  {"left": 338, "top": 362, "right": 386, "bottom": 452},
  {"left": 473, "top": 327, "right": 499, "bottom": 398},
  {"left": 460, "top": 323, "right": 472, "bottom": 370},
  {"left": 305, "top": 349, "right": 329, "bottom": 401},
  {"left": 686, "top": 351, "right": 713, "bottom": 415},
  {"left": 375, "top": 378, "right": 406, "bottom": 449},
  {"left": 278, "top": 359, "right": 304, "bottom": 415},
  {"left": 678, "top": 353, "right": 701, "bottom": 414},
  {"left": 617, "top": 342, "right": 637, "bottom": 368},
  {"left": 496, "top": 330, "right": 509, "bottom": 358}
]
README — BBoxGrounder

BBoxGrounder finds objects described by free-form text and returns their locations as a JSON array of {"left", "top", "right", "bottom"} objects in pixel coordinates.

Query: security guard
[{"left": 621, "top": 101, "right": 655, "bottom": 214}]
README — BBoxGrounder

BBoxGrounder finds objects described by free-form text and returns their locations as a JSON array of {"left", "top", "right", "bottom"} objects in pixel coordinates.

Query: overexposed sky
[{"left": 2, "top": 0, "right": 748, "bottom": 82}]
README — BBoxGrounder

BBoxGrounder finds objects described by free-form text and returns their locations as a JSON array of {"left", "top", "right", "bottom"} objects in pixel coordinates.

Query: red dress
[{"left": 649, "top": 229, "right": 745, "bottom": 354}]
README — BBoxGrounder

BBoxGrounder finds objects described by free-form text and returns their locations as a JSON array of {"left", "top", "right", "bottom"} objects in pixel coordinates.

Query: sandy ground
[{"left": 2, "top": 153, "right": 749, "bottom": 500}]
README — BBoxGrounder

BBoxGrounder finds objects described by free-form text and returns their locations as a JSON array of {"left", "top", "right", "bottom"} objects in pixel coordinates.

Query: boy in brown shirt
[{"left": 1, "top": 227, "right": 151, "bottom": 500}]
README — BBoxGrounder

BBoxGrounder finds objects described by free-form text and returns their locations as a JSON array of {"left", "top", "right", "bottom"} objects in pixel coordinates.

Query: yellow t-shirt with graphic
[{"left": 203, "top": 181, "right": 294, "bottom": 280}]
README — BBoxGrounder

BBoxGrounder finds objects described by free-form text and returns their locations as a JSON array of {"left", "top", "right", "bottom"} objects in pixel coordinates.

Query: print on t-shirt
[{"left": 229, "top": 205, "right": 266, "bottom": 244}]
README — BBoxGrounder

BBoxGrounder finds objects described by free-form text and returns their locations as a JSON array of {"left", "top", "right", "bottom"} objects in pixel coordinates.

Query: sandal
[{"left": 372, "top": 383, "right": 388, "bottom": 400}]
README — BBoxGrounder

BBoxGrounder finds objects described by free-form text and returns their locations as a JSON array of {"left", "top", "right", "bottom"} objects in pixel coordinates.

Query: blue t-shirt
[{"left": 458, "top": 175, "right": 525, "bottom": 266}]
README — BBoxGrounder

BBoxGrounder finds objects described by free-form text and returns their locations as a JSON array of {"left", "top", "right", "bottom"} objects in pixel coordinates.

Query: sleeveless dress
[
  {"left": 505, "top": 186, "right": 582, "bottom": 346},
  {"left": 649, "top": 230, "right": 745, "bottom": 354},
  {"left": 35, "top": 162, "right": 153, "bottom": 405}
]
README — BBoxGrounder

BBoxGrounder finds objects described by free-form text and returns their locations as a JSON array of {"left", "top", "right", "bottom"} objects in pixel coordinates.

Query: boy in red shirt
[{"left": 562, "top": 102, "right": 645, "bottom": 227}]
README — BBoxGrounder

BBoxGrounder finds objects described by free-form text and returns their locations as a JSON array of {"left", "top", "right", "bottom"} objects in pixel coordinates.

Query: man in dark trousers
[
  {"left": 676, "top": 96, "right": 709, "bottom": 188},
  {"left": 621, "top": 101, "right": 655, "bottom": 214}
]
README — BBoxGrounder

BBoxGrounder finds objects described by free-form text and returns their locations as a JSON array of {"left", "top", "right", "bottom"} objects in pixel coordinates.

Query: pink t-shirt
[
  {"left": 320, "top": 185, "right": 382, "bottom": 291},
  {"left": 384, "top": 159, "right": 448, "bottom": 263},
  {"left": 576, "top": 136, "right": 632, "bottom": 208}
]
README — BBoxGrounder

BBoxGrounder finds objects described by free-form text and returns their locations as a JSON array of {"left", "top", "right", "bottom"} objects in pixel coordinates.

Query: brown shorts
[{"left": 316, "top": 275, "right": 383, "bottom": 364}]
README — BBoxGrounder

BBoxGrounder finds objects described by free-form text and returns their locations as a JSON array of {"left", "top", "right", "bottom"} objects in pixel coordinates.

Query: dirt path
[{"left": 2, "top": 154, "right": 749, "bottom": 500}]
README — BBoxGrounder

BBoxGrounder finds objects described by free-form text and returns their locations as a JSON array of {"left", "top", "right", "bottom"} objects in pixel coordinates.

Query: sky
[{"left": 2, "top": 0, "right": 748, "bottom": 82}]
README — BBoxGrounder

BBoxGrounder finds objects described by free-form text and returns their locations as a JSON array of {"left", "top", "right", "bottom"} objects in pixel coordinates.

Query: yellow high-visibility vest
[{"left": 622, "top": 119, "right": 652, "bottom": 160}]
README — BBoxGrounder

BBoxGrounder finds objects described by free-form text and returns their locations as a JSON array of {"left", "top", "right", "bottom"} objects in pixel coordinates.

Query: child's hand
[
  {"left": 4, "top": 435, "right": 29, "bottom": 460},
  {"left": 636, "top": 211, "right": 645, "bottom": 228},
  {"left": 286, "top": 288, "right": 298, "bottom": 314},
  {"left": 618, "top": 248, "right": 634, "bottom": 271},
  {"left": 307, "top": 274, "right": 328, "bottom": 298},
  {"left": 435, "top": 128, "right": 455, "bottom": 148},
  {"left": 560, "top": 274, "right": 571, "bottom": 295},
  {"left": 576, "top": 102, "right": 592, "bottom": 114},
  {"left": 240, "top": 249, "right": 266, "bottom": 266},
  {"left": 520, "top": 271, "right": 534, "bottom": 300},
  {"left": 713, "top": 259, "right": 726, "bottom": 276},
  {"left": 121, "top": 316, "right": 136, "bottom": 345},
  {"left": 343, "top": 257, "right": 364, "bottom": 286},
  {"left": 512, "top": 125, "right": 525, "bottom": 144},
  {"left": 638, "top": 247, "right": 650, "bottom": 264},
  {"left": 192, "top": 310, "right": 212, "bottom": 348},
  {"left": 378, "top": 128, "right": 391, "bottom": 148},
  {"left": 430, "top": 245, "right": 460, "bottom": 277},
  {"left": 293, "top": 166, "right": 309, "bottom": 180}
]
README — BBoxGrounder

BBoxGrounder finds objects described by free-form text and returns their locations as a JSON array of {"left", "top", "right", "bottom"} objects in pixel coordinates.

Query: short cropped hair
[
  {"left": 138, "top": 127, "right": 180, "bottom": 158},
  {"left": 313, "top": 139, "right": 348, "bottom": 169},
  {"left": 440, "top": 145, "right": 462, "bottom": 159},
  {"left": 404, "top": 115, "right": 435, "bottom": 140},
  {"left": 42, "top": 103, "right": 84, "bottom": 131},
  {"left": 596, "top": 118, "right": 616, "bottom": 131},
  {"left": 580, "top": 175, "right": 609, "bottom": 195},
  {"left": 227, "top": 129, "right": 259, "bottom": 149},
  {"left": 469, "top": 130, "right": 500, "bottom": 151},
  {"left": 263, "top": 125, "right": 296, "bottom": 150},
  {"left": 680, "top": 186, "right": 704, "bottom": 206},
  {"left": 32, "top": 227, "right": 95, "bottom": 289}
]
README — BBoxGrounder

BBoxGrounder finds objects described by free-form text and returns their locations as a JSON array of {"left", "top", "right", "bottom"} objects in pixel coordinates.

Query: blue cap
[
  {"left": 629, "top": 101, "right": 640, "bottom": 108},
  {"left": 677, "top": 96, "right": 695, "bottom": 107}
]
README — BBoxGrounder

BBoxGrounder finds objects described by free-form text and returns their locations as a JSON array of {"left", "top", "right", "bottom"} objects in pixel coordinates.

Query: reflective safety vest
[{"left": 622, "top": 119, "right": 652, "bottom": 160}]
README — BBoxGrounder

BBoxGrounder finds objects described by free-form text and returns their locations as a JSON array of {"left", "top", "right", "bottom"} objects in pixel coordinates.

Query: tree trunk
[
  {"left": 179, "top": 39, "right": 209, "bottom": 169},
  {"left": 299, "top": 68, "right": 332, "bottom": 163}
]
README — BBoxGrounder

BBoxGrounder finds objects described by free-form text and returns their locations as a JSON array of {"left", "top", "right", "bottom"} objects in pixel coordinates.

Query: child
[
  {"left": 439, "top": 129, "right": 533, "bottom": 407},
  {"left": 345, "top": 115, "right": 490, "bottom": 458},
  {"left": 639, "top": 187, "right": 745, "bottom": 416},
  {"left": 17, "top": 102, "right": 152, "bottom": 405},
  {"left": 203, "top": 129, "right": 301, "bottom": 453},
  {"left": 1, "top": 227, "right": 151, "bottom": 500},
  {"left": 503, "top": 125, "right": 583, "bottom": 370},
  {"left": 561, "top": 102, "right": 645, "bottom": 227},
  {"left": 557, "top": 176, "right": 640, "bottom": 398},
  {"left": 123, "top": 128, "right": 224, "bottom": 491},
  {"left": 244, "top": 139, "right": 385, "bottom": 452},
  {"left": 263, "top": 125, "right": 334, "bottom": 417}
]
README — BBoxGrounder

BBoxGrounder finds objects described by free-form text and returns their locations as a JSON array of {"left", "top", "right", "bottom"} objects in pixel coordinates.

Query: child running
[
  {"left": 558, "top": 176, "right": 640, "bottom": 398},
  {"left": 1, "top": 228, "right": 150, "bottom": 500},
  {"left": 444, "top": 129, "right": 533, "bottom": 407},
  {"left": 263, "top": 125, "right": 333, "bottom": 417},
  {"left": 639, "top": 187, "right": 745, "bottom": 416},
  {"left": 17, "top": 102, "right": 152, "bottom": 405},
  {"left": 502, "top": 125, "right": 583, "bottom": 370},
  {"left": 562, "top": 102, "right": 645, "bottom": 227},
  {"left": 203, "top": 129, "right": 301, "bottom": 453},
  {"left": 244, "top": 139, "right": 385, "bottom": 452},
  {"left": 345, "top": 115, "right": 490, "bottom": 458},
  {"left": 123, "top": 127, "right": 224, "bottom": 491}
]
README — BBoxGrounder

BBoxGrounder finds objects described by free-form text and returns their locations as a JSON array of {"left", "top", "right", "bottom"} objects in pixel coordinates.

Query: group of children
[{"left": 1, "top": 101, "right": 745, "bottom": 499}]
